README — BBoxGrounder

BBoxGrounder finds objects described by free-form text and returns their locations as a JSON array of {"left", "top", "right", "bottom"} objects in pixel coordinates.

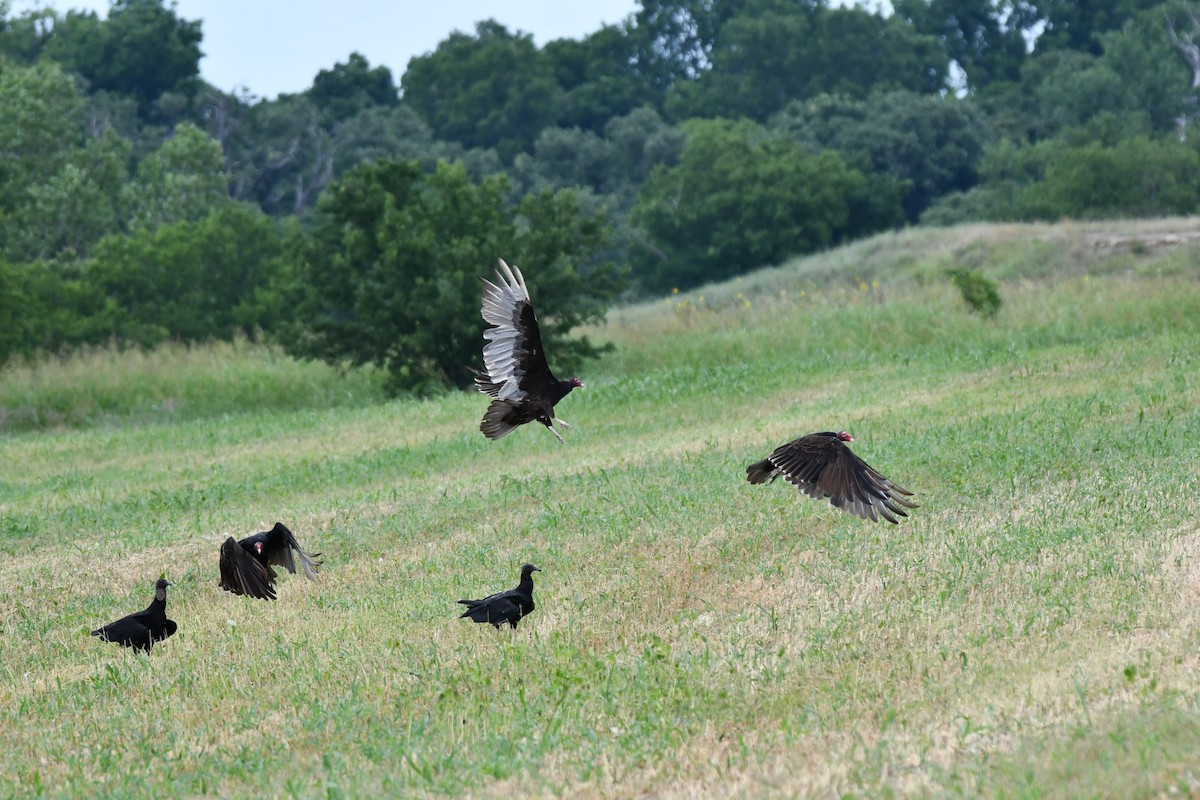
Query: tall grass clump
[{"left": 0, "top": 336, "right": 387, "bottom": 435}]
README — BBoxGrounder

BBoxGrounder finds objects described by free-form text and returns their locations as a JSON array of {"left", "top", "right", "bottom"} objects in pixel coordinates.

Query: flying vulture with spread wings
[
  {"left": 218, "top": 522, "right": 321, "bottom": 601},
  {"left": 476, "top": 259, "right": 583, "bottom": 443},
  {"left": 747, "top": 431, "right": 917, "bottom": 523}
]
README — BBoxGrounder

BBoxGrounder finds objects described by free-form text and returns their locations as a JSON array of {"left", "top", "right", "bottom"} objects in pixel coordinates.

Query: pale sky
[{"left": 15, "top": 0, "right": 642, "bottom": 99}]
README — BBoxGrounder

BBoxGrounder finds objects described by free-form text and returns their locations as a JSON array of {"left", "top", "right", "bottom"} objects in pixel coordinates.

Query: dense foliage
[
  {"left": 632, "top": 119, "right": 900, "bottom": 291},
  {"left": 290, "top": 159, "right": 618, "bottom": 394},
  {"left": 3, "top": 0, "right": 1200, "bottom": 385}
]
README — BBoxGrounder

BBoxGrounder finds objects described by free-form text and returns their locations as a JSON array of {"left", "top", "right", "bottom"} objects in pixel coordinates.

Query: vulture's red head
[
  {"left": 569, "top": 377, "right": 585, "bottom": 390},
  {"left": 254, "top": 542, "right": 264, "bottom": 554},
  {"left": 837, "top": 431, "right": 854, "bottom": 442}
]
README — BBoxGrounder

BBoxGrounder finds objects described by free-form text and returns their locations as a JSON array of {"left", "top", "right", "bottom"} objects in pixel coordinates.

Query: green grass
[
  {"left": 2, "top": 220, "right": 1200, "bottom": 797},
  {"left": 0, "top": 336, "right": 387, "bottom": 435}
]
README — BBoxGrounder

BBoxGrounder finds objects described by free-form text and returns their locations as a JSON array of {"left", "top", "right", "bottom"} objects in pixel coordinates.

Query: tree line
[{"left": 2, "top": 0, "right": 1200, "bottom": 392}]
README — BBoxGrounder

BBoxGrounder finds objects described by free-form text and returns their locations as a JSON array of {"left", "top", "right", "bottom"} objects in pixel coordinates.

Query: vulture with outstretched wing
[
  {"left": 92, "top": 578, "right": 177, "bottom": 653},
  {"left": 747, "top": 431, "right": 917, "bottom": 523},
  {"left": 476, "top": 259, "right": 583, "bottom": 443},
  {"left": 219, "top": 522, "right": 321, "bottom": 601}
]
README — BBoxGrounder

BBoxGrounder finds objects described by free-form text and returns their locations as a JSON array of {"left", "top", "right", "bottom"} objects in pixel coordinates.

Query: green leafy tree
[
  {"left": 123, "top": 122, "right": 229, "bottom": 229},
  {"left": 543, "top": 24, "right": 661, "bottom": 131},
  {"left": 9, "top": 130, "right": 130, "bottom": 260},
  {"left": 604, "top": 107, "right": 687, "bottom": 189},
  {"left": 670, "top": 0, "right": 948, "bottom": 120},
  {"left": 218, "top": 94, "right": 338, "bottom": 216},
  {"left": 1098, "top": 7, "right": 1194, "bottom": 133},
  {"left": 631, "top": 0, "right": 748, "bottom": 91},
  {"left": 401, "top": 21, "right": 562, "bottom": 161},
  {"left": 290, "top": 158, "right": 619, "bottom": 394},
  {"left": 512, "top": 127, "right": 619, "bottom": 194},
  {"left": 929, "top": 131, "right": 1200, "bottom": 221},
  {"left": 1034, "top": 135, "right": 1200, "bottom": 217},
  {"left": 42, "top": 0, "right": 203, "bottom": 117},
  {"left": 978, "top": 6, "right": 1191, "bottom": 140},
  {"left": 509, "top": 188, "right": 622, "bottom": 370},
  {"left": 1031, "top": 0, "right": 1162, "bottom": 54},
  {"left": 0, "top": 259, "right": 22, "bottom": 364},
  {"left": 0, "top": 61, "right": 133, "bottom": 261},
  {"left": 330, "top": 105, "right": 499, "bottom": 181},
  {"left": 307, "top": 52, "right": 399, "bottom": 125},
  {"left": 0, "top": 256, "right": 111, "bottom": 359},
  {"left": 86, "top": 203, "right": 294, "bottom": 345},
  {"left": 895, "top": 0, "right": 1030, "bottom": 88},
  {"left": 0, "top": 4, "right": 56, "bottom": 64},
  {"left": 999, "top": 50, "right": 1133, "bottom": 140},
  {"left": 36, "top": 10, "right": 108, "bottom": 87},
  {"left": 773, "top": 91, "right": 992, "bottom": 221},
  {"left": 509, "top": 108, "right": 688, "bottom": 278},
  {"left": 632, "top": 119, "right": 899, "bottom": 292},
  {"left": 0, "top": 61, "right": 84, "bottom": 209}
]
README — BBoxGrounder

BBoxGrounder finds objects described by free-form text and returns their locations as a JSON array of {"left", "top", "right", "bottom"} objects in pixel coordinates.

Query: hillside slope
[{"left": 1, "top": 220, "right": 1198, "bottom": 798}]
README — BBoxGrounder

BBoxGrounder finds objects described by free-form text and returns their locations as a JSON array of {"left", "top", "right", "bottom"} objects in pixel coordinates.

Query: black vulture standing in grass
[
  {"left": 747, "top": 431, "right": 918, "bottom": 523},
  {"left": 476, "top": 259, "right": 584, "bottom": 443},
  {"left": 218, "top": 522, "right": 322, "bottom": 601},
  {"left": 91, "top": 578, "right": 177, "bottom": 653},
  {"left": 458, "top": 563, "right": 540, "bottom": 629}
]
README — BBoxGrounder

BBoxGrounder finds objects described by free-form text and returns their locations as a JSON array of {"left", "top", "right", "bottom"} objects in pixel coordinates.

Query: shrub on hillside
[{"left": 948, "top": 268, "right": 1002, "bottom": 318}]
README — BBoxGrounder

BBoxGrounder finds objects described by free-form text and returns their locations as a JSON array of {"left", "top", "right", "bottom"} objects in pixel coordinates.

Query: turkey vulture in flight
[
  {"left": 91, "top": 578, "right": 177, "bottom": 653},
  {"left": 747, "top": 431, "right": 917, "bottom": 523},
  {"left": 218, "top": 522, "right": 322, "bottom": 601},
  {"left": 458, "top": 563, "right": 540, "bottom": 629},
  {"left": 476, "top": 259, "right": 584, "bottom": 443}
]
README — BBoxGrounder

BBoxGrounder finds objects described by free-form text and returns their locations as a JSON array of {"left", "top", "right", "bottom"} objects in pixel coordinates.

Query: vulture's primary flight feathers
[
  {"left": 747, "top": 431, "right": 917, "bottom": 523},
  {"left": 219, "top": 522, "right": 321, "bottom": 601}
]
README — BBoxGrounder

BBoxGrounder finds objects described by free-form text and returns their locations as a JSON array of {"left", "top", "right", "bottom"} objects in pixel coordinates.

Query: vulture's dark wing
[
  {"left": 478, "top": 259, "right": 560, "bottom": 403},
  {"left": 92, "top": 615, "right": 154, "bottom": 651},
  {"left": 219, "top": 536, "right": 277, "bottom": 600},
  {"left": 262, "top": 522, "right": 321, "bottom": 580},
  {"left": 458, "top": 595, "right": 521, "bottom": 628},
  {"left": 761, "top": 434, "right": 917, "bottom": 523}
]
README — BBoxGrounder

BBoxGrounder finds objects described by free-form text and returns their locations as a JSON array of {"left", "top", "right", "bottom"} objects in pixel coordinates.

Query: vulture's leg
[{"left": 555, "top": 417, "right": 573, "bottom": 430}]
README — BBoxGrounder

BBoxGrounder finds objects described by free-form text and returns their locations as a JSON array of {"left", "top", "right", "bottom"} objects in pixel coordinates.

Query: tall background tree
[
  {"left": 632, "top": 119, "right": 902, "bottom": 292},
  {"left": 42, "top": 0, "right": 203, "bottom": 118},
  {"left": 668, "top": 0, "right": 948, "bottom": 120},
  {"left": 289, "top": 159, "right": 618, "bottom": 394},
  {"left": 400, "top": 21, "right": 563, "bottom": 162},
  {"left": 307, "top": 51, "right": 399, "bottom": 125},
  {"left": 6, "top": 0, "right": 1200, "bottom": 372}
]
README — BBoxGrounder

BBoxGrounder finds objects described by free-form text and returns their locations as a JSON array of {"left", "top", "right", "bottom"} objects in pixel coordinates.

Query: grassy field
[{"left": 1, "top": 219, "right": 1199, "bottom": 798}]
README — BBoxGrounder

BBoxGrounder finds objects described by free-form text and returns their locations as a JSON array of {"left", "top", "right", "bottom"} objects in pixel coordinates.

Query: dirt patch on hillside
[{"left": 1088, "top": 230, "right": 1200, "bottom": 250}]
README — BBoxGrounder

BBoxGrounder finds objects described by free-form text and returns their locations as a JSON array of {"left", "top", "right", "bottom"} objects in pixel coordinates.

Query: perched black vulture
[
  {"left": 92, "top": 578, "right": 177, "bottom": 653},
  {"left": 747, "top": 431, "right": 917, "bottom": 523},
  {"left": 476, "top": 259, "right": 583, "bottom": 443},
  {"left": 458, "top": 563, "right": 540, "bottom": 629},
  {"left": 218, "top": 522, "right": 321, "bottom": 601}
]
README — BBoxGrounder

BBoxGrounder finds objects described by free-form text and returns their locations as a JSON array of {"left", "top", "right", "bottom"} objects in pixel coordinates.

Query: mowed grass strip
[{"left": 0, "top": 224, "right": 1198, "bottom": 797}]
